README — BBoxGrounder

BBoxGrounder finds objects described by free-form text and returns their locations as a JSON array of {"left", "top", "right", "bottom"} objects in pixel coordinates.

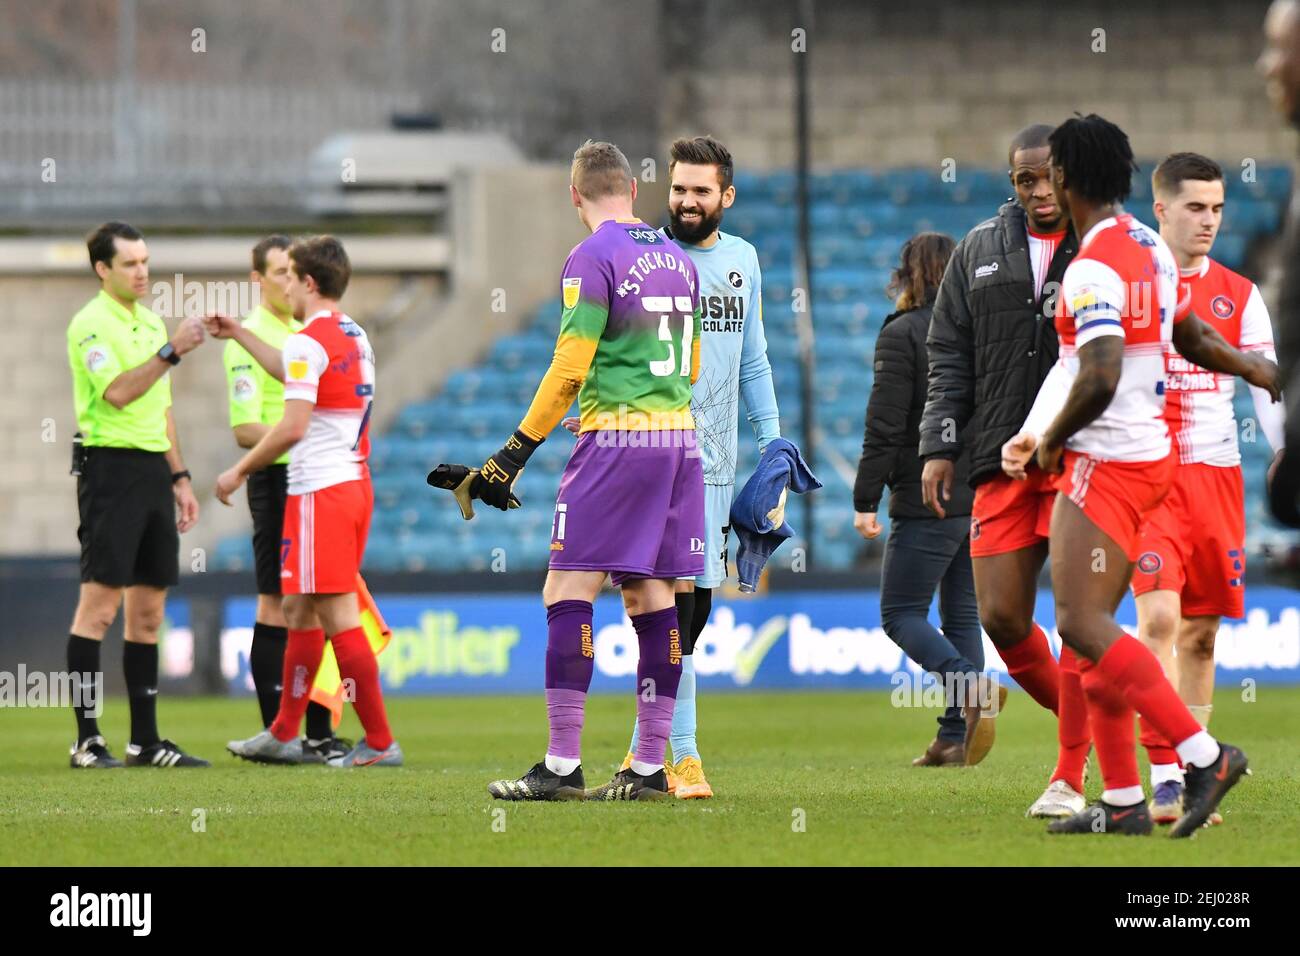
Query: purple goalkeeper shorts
[{"left": 548, "top": 430, "right": 705, "bottom": 585}]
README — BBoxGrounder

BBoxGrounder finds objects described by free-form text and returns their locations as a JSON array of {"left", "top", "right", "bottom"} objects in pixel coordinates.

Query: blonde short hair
[{"left": 571, "top": 139, "right": 633, "bottom": 201}]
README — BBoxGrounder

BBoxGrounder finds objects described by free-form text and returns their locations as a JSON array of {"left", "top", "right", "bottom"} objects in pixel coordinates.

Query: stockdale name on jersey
[{"left": 617, "top": 249, "right": 698, "bottom": 294}]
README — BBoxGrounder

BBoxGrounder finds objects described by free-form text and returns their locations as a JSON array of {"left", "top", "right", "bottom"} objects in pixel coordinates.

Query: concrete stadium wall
[
  {"left": 2, "top": 273, "right": 413, "bottom": 557},
  {"left": 1, "top": 161, "right": 634, "bottom": 558},
  {"left": 661, "top": 0, "right": 1298, "bottom": 170}
]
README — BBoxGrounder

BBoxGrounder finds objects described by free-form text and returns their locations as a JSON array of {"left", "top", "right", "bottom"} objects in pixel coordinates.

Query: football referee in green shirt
[
  {"left": 65, "top": 221, "right": 210, "bottom": 769},
  {"left": 222, "top": 235, "right": 345, "bottom": 759}
]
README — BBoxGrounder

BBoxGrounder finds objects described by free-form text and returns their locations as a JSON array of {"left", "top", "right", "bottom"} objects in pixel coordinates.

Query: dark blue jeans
[{"left": 880, "top": 515, "right": 983, "bottom": 743}]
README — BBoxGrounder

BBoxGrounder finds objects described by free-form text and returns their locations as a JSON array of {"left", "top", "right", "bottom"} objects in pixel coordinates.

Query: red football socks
[
  {"left": 1096, "top": 634, "right": 1201, "bottom": 750},
  {"left": 999, "top": 623, "right": 1060, "bottom": 714},
  {"left": 1139, "top": 713, "right": 1180, "bottom": 769},
  {"left": 270, "top": 627, "right": 326, "bottom": 742},
  {"left": 332, "top": 626, "right": 393, "bottom": 751},
  {"left": 1050, "top": 646, "right": 1091, "bottom": 792},
  {"left": 1079, "top": 657, "right": 1141, "bottom": 791}
]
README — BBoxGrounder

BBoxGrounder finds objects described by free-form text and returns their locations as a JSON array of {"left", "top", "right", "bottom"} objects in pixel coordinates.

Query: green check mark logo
[{"left": 732, "top": 616, "right": 788, "bottom": 687}]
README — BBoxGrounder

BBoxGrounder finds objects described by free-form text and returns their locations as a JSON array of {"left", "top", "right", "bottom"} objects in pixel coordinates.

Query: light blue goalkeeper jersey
[{"left": 671, "top": 229, "right": 781, "bottom": 485}]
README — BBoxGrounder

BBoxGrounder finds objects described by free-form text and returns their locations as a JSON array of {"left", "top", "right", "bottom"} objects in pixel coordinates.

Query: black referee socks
[
  {"left": 249, "top": 622, "right": 288, "bottom": 728},
  {"left": 67, "top": 634, "right": 103, "bottom": 745},
  {"left": 305, "top": 701, "right": 333, "bottom": 742},
  {"left": 123, "top": 641, "right": 160, "bottom": 747}
]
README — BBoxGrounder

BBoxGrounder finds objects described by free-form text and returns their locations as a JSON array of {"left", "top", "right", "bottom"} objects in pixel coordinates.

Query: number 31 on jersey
[{"left": 643, "top": 295, "right": 694, "bottom": 377}]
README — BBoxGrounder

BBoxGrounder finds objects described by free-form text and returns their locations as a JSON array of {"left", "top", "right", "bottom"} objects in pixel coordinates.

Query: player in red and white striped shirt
[
  {"left": 216, "top": 236, "right": 400, "bottom": 768},
  {"left": 1133, "top": 153, "right": 1284, "bottom": 824},
  {"left": 1002, "top": 115, "right": 1278, "bottom": 837}
]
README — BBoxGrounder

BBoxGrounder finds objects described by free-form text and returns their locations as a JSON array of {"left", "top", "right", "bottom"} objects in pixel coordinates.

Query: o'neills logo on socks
[
  {"left": 580, "top": 624, "right": 594, "bottom": 659},
  {"left": 50, "top": 886, "right": 151, "bottom": 936},
  {"left": 669, "top": 628, "right": 682, "bottom": 665}
]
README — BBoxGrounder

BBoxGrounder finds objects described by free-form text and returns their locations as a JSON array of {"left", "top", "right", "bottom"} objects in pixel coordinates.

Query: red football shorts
[
  {"left": 969, "top": 468, "right": 1057, "bottom": 558},
  {"left": 1130, "top": 462, "right": 1246, "bottom": 618},
  {"left": 1053, "top": 449, "right": 1176, "bottom": 562},
  {"left": 281, "top": 477, "right": 373, "bottom": 595}
]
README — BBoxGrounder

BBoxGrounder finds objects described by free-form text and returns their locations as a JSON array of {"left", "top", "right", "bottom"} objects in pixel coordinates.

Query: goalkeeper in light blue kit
[{"left": 625, "top": 136, "right": 781, "bottom": 797}]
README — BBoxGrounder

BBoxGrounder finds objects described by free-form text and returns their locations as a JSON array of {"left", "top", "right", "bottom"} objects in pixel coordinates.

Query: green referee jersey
[
  {"left": 224, "top": 305, "right": 301, "bottom": 466},
  {"left": 67, "top": 290, "right": 172, "bottom": 452}
]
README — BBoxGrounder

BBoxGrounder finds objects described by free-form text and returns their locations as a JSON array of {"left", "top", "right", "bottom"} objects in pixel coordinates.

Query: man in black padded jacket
[{"left": 917, "top": 124, "right": 1090, "bottom": 818}]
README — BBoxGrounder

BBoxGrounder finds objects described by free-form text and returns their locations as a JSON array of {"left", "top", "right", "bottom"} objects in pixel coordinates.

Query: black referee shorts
[
  {"left": 77, "top": 447, "right": 179, "bottom": 589},
  {"left": 247, "top": 463, "right": 289, "bottom": 596}
]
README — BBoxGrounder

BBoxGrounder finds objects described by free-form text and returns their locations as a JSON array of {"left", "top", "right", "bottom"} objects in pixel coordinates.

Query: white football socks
[
  {"left": 545, "top": 754, "right": 580, "bottom": 776},
  {"left": 1102, "top": 786, "right": 1145, "bottom": 807},
  {"left": 1175, "top": 730, "right": 1220, "bottom": 769},
  {"left": 1150, "top": 762, "right": 1184, "bottom": 787}
]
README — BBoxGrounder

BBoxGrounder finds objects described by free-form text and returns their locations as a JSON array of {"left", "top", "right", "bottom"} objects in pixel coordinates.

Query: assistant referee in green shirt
[{"left": 65, "top": 221, "right": 210, "bottom": 769}]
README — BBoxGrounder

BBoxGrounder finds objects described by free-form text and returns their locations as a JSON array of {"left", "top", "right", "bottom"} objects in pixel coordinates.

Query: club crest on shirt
[
  {"left": 562, "top": 277, "right": 582, "bottom": 310},
  {"left": 727, "top": 270, "right": 744, "bottom": 289},
  {"left": 84, "top": 347, "right": 108, "bottom": 373},
  {"left": 1137, "top": 551, "right": 1163, "bottom": 574},
  {"left": 1211, "top": 295, "right": 1235, "bottom": 319},
  {"left": 232, "top": 373, "right": 255, "bottom": 401}
]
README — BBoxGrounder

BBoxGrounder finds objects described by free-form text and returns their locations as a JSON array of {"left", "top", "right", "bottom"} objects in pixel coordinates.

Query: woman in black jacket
[{"left": 853, "top": 233, "right": 987, "bottom": 767}]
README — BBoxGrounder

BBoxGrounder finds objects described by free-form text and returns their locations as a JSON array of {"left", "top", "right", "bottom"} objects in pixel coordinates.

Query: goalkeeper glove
[
  {"left": 472, "top": 429, "right": 541, "bottom": 511},
  {"left": 427, "top": 463, "right": 519, "bottom": 520}
]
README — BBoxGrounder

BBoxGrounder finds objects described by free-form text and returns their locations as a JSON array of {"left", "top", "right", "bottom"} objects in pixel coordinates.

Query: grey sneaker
[
  {"left": 227, "top": 729, "right": 304, "bottom": 764},
  {"left": 328, "top": 736, "right": 403, "bottom": 768},
  {"left": 70, "top": 735, "right": 123, "bottom": 769}
]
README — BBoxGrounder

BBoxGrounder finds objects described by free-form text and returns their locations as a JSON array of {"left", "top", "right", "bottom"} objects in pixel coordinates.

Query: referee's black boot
[
  {"left": 125, "top": 738, "right": 210, "bottom": 768},
  {"left": 69, "top": 735, "right": 123, "bottom": 769}
]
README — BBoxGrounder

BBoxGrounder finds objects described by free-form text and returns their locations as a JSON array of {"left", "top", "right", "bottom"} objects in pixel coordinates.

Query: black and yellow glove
[
  {"left": 472, "top": 430, "right": 541, "bottom": 511},
  {"left": 427, "top": 463, "right": 519, "bottom": 520}
]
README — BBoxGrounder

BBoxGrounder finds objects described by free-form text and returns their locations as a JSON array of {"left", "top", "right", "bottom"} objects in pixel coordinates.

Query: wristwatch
[
  {"left": 157, "top": 343, "right": 181, "bottom": 366},
  {"left": 171, "top": 470, "right": 192, "bottom": 484}
]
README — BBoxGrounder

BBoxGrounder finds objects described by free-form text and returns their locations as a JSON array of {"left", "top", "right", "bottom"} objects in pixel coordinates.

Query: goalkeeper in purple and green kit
[{"left": 476, "top": 140, "right": 705, "bottom": 801}]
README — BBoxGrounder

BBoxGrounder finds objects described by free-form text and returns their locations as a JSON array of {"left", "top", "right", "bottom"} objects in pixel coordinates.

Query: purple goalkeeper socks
[
  {"left": 632, "top": 606, "right": 683, "bottom": 768},
  {"left": 544, "top": 600, "right": 595, "bottom": 760},
  {"left": 545, "top": 689, "right": 586, "bottom": 760}
]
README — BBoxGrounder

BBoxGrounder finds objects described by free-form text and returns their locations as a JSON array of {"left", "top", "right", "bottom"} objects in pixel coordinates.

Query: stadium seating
[{"left": 212, "top": 162, "right": 1295, "bottom": 574}]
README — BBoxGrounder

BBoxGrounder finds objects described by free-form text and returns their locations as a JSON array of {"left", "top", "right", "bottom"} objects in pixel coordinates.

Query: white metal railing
[{"left": 0, "top": 80, "right": 422, "bottom": 208}]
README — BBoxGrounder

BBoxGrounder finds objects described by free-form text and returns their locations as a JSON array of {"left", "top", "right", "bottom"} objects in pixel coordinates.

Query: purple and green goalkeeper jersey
[{"left": 559, "top": 219, "right": 703, "bottom": 432}]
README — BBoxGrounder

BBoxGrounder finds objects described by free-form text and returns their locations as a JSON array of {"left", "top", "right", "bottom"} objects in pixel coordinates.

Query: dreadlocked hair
[{"left": 1047, "top": 113, "right": 1139, "bottom": 206}]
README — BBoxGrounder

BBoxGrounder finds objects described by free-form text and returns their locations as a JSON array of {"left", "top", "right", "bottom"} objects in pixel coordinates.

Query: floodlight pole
[{"left": 793, "top": 0, "right": 817, "bottom": 568}]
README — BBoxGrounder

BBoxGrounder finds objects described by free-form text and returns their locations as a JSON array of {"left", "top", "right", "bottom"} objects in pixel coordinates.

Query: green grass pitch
[{"left": 2, "top": 686, "right": 1297, "bottom": 866}]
